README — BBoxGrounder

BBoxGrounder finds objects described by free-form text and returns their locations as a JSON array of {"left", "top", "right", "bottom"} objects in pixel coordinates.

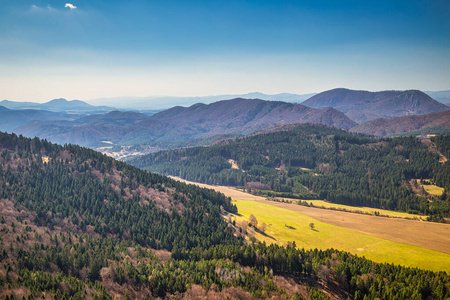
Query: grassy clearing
[
  {"left": 228, "top": 159, "right": 240, "bottom": 170},
  {"left": 232, "top": 199, "right": 450, "bottom": 272},
  {"left": 410, "top": 178, "right": 445, "bottom": 197},
  {"left": 423, "top": 184, "right": 445, "bottom": 196},
  {"left": 420, "top": 180, "right": 445, "bottom": 196}
]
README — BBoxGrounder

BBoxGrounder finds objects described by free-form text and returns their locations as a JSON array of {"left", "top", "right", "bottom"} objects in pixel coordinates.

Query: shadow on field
[
  {"left": 256, "top": 229, "right": 276, "bottom": 240},
  {"left": 261, "top": 232, "right": 277, "bottom": 241}
]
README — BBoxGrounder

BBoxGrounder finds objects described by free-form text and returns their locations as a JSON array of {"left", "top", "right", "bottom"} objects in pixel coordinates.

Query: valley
[
  {"left": 3, "top": 0, "right": 450, "bottom": 297},
  {"left": 170, "top": 176, "right": 450, "bottom": 271},
  {"left": 2, "top": 88, "right": 449, "bottom": 162},
  {"left": 131, "top": 124, "right": 450, "bottom": 220},
  {"left": 233, "top": 200, "right": 450, "bottom": 272},
  {"left": 1, "top": 90, "right": 449, "bottom": 299},
  {"left": 0, "top": 121, "right": 449, "bottom": 299}
]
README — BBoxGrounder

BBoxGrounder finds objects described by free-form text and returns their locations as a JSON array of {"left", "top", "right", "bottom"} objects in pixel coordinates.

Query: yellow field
[
  {"left": 170, "top": 177, "right": 450, "bottom": 272},
  {"left": 227, "top": 159, "right": 240, "bottom": 170},
  {"left": 302, "top": 199, "right": 427, "bottom": 219},
  {"left": 172, "top": 176, "right": 427, "bottom": 219},
  {"left": 233, "top": 199, "right": 450, "bottom": 272},
  {"left": 422, "top": 184, "right": 445, "bottom": 196}
]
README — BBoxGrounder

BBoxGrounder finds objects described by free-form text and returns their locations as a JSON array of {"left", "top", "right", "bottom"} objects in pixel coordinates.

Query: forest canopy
[
  {"left": 130, "top": 124, "right": 450, "bottom": 217},
  {"left": 0, "top": 131, "right": 449, "bottom": 299}
]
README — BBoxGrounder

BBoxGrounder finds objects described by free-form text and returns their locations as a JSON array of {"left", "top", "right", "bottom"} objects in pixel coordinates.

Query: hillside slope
[
  {"left": 302, "top": 88, "right": 449, "bottom": 123},
  {"left": 351, "top": 110, "right": 450, "bottom": 136},
  {"left": 150, "top": 98, "right": 357, "bottom": 135},
  {"left": 0, "top": 106, "right": 76, "bottom": 132},
  {"left": 15, "top": 111, "right": 150, "bottom": 146},
  {"left": 14, "top": 98, "right": 357, "bottom": 149},
  {"left": 130, "top": 123, "right": 450, "bottom": 217},
  {"left": 1, "top": 132, "right": 449, "bottom": 299}
]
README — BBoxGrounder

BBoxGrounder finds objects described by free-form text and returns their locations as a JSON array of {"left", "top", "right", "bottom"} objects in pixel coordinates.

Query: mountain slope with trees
[
  {"left": 351, "top": 110, "right": 450, "bottom": 136},
  {"left": 0, "top": 132, "right": 449, "bottom": 299},
  {"left": 13, "top": 98, "right": 357, "bottom": 157},
  {"left": 302, "top": 88, "right": 449, "bottom": 123},
  {"left": 0, "top": 106, "right": 77, "bottom": 132},
  {"left": 130, "top": 124, "right": 450, "bottom": 218}
]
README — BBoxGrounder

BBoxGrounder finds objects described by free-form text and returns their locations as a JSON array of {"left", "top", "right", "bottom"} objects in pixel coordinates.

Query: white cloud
[{"left": 65, "top": 3, "right": 77, "bottom": 10}]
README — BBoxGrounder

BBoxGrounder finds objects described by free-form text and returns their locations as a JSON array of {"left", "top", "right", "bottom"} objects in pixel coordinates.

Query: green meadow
[{"left": 232, "top": 199, "right": 450, "bottom": 272}]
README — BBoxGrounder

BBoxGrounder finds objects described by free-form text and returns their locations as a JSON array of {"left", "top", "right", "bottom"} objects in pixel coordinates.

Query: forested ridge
[
  {"left": 130, "top": 124, "right": 450, "bottom": 218},
  {"left": 0, "top": 132, "right": 449, "bottom": 299}
]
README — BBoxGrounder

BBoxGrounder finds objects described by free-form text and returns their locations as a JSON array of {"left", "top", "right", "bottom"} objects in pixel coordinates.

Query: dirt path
[{"left": 171, "top": 177, "right": 450, "bottom": 255}]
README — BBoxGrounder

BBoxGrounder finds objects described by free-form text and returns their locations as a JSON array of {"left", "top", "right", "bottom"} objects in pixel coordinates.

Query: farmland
[
  {"left": 232, "top": 199, "right": 450, "bottom": 272},
  {"left": 172, "top": 177, "right": 450, "bottom": 272}
]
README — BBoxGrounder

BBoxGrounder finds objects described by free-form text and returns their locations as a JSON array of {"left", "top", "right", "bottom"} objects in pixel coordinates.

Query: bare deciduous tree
[
  {"left": 259, "top": 222, "right": 266, "bottom": 233},
  {"left": 249, "top": 214, "right": 258, "bottom": 228}
]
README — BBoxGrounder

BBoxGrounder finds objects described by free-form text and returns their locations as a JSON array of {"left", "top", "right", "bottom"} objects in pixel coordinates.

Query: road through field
[{"left": 170, "top": 176, "right": 450, "bottom": 255}]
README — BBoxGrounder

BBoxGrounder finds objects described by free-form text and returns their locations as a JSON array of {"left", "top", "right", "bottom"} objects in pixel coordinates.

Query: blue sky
[{"left": 1, "top": 0, "right": 449, "bottom": 102}]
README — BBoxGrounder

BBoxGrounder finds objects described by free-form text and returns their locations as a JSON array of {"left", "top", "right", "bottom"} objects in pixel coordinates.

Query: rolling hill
[
  {"left": 8, "top": 94, "right": 449, "bottom": 159},
  {"left": 14, "top": 98, "right": 357, "bottom": 153},
  {"left": 150, "top": 98, "right": 358, "bottom": 133},
  {"left": 130, "top": 123, "right": 450, "bottom": 218},
  {"left": 351, "top": 110, "right": 450, "bottom": 136},
  {"left": 0, "top": 105, "right": 77, "bottom": 132},
  {"left": 1, "top": 131, "right": 449, "bottom": 299},
  {"left": 302, "top": 88, "right": 449, "bottom": 123},
  {"left": 14, "top": 111, "right": 150, "bottom": 146},
  {"left": 0, "top": 98, "right": 115, "bottom": 114}
]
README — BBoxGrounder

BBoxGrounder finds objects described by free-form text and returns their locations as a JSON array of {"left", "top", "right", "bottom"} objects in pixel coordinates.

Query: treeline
[
  {"left": 183, "top": 243, "right": 450, "bottom": 300},
  {"left": 130, "top": 124, "right": 450, "bottom": 216},
  {"left": 8, "top": 230, "right": 450, "bottom": 299}
]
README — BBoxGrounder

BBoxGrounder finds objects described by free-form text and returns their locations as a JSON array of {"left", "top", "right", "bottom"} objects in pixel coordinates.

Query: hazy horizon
[
  {"left": 1, "top": 1, "right": 450, "bottom": 101},
  {"left": 1, "top": 89, "right": 450, "bottom": 109}
]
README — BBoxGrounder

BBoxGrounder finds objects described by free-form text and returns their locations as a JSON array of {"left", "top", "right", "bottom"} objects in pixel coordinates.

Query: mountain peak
[
  {"left": 303, "top": 88, "right": 449, "bottom": 123},
  {"left": 47, "top": 98, "right": 68, "bottom": 103},
  {"left": 40, "top": 98, "right": 96, "bottom": 110}
]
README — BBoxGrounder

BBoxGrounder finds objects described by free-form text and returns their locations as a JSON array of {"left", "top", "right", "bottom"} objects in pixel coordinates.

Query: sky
[{"left": 1, "top": 0, "right": 450, "bottom": 102}]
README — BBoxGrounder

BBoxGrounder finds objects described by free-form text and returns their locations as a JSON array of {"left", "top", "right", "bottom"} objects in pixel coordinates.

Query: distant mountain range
[
  {"left": 425, "top": 90, "right": 450, "bottom": 106},
  {"left": 88, "top": 90, "right": 450, "bottom": 111},
  {"left": 2, "top": 89, "right": 449, "bottom": 159},
  {"left": 87, "top": 92, "right": 318, "bottom": 110},
  {"left": 13, "top": 98, "right": 356, "bottom": 148},
  {"left": 0, "top": 98, "right": 116, "bottom": 114},
  {"left": 0, "top": 105, "right": 77, "bottom": 132},
  {"left": 150, "top": 97, "right": 357, "bottom": 132},
  {"left": 14, "top": 111, "right": 150, "bottom": 147},
  {"left": 302, "top": 88, "right": 449, "bottom": 123}
]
